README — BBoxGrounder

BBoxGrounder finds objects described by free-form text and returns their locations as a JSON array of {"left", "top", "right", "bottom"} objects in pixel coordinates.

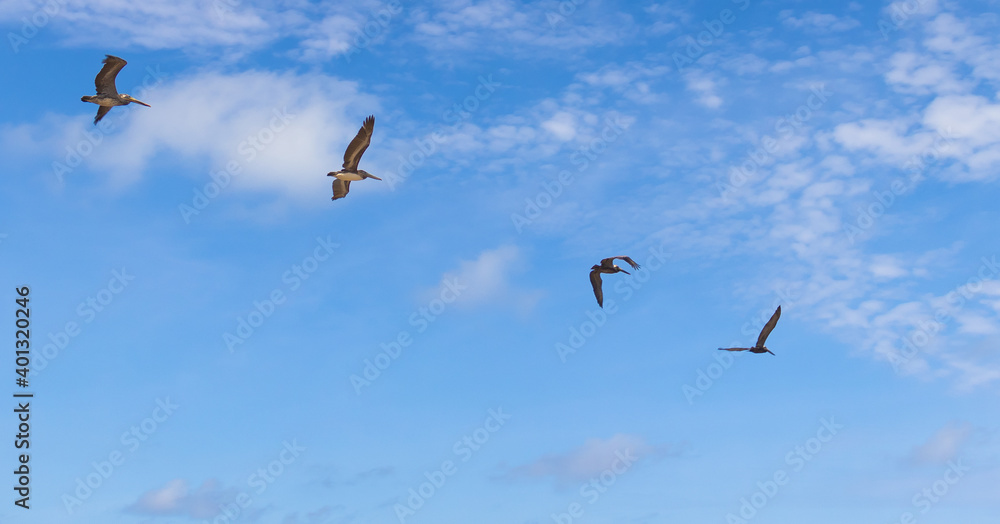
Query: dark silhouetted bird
[
  {"left": 719, "top": 306, "right": 781, "bottom": 355},
  {"left": 589, "top": 256, "right": 640, "bottom": 308}
]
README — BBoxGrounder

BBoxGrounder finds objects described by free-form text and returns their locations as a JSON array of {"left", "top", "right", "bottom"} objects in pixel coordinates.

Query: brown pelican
[
  {"left": 327, "top": 115, "right": 382, "bottom": 200},
  {"left": 589, "top": 256, "right": 640, "bottom": 308},
  {"left": 80, "top": 55, "right": 150, "bottom": 124},
  {"left": 719, "top": 306, "right": 781, "bottom": 355}
]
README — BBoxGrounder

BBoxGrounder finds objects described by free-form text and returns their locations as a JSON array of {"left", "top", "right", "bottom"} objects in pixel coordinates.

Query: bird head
[
  {"left": 358, "top": 170, "right": 382, "bottom": 181},
  {"left": 121, "top": 94, "right": 150, "bottom": 107}
]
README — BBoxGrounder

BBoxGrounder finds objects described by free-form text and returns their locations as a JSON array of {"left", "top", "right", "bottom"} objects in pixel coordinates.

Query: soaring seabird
[
  {"left": 719, "top": 306, "right": 781, "bottom": 355},
  {"left": 327, "top": 115, "right": 382, "bottom": 200},
  {"left": 80, "top": 55, "right": 150, "bottom": 124},
  {"left": 589, "top": 256, "right": 640, "bottom": 308}
]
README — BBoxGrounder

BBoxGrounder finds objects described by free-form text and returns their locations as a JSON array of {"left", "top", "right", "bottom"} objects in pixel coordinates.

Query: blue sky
[{"left": 1, "top": 0, "right": 999, "bottom": 522}]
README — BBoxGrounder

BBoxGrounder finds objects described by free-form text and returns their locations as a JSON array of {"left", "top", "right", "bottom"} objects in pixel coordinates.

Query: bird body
[
  {"left": 330, "top": 170, "right": 375, "bottom": 182},
  {"left": 81, "top": 55, "right": 150, "bottom": 124},
  {"left": 327, "top": 115, "right": 382, "bottom": 200},
  {"left": 80, "top": 94, "right": 135, "bottom": 107},
  {"left": 589, "top": 256, "right": 640, "bottom": 308},
  {"left": 718, "top": 306, "right": 781, "bottom": 355}
]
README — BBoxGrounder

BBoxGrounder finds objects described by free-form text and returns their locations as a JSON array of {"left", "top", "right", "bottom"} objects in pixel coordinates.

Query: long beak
[
  {"left": 132, "top": 98, "right": 151, "bottom": 107},
  {"left": 620, "top": 269, "right": 631, "bottom": 275},
  {"left": 766, "top": 349, "right": 774, "bottom": 355},
  {"left": 369, "top": 174, "right": 383, "bottom": 181}
]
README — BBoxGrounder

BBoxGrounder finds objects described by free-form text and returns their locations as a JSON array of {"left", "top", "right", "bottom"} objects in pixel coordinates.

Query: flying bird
[
  {"left": 327, "top": 115, "right": 382, "bottom": 200},
  {"left": 719, "top": 306, "right": 781, "bottom": 355},
  {"left": 589, "top": 256, "right": 640, "bottom": 308},
  {"left": 80, "top": 55, "right": 150, "bottom": 124}
]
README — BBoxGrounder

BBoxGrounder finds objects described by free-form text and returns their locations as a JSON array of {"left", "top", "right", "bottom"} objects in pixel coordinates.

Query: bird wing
[
  {"left": 95, "top": 55, "right": 126, "bottom": 96},
  {"left": 617, "top": 256, "right": 640, "bottom": 270},
  {"left": 589, "top": 270, "right": 604, "bottom": 307},
  {"left": 94, "top": 106, "right": 112, "bottom": 124},
  {"left": 332, "top": 179, "right": 351, "bottom": 200},
  {"left": 756, "top": 305, "right": 781, "bottom": 348},
  {"left": 718, "top": 347, "right": 750, "bottom": 352},
  {"left": 601, "top": 256, "right": 640, "bottom": 270},
  {"left": 343, "top": 115, "right": 375, "bottom": 171}
]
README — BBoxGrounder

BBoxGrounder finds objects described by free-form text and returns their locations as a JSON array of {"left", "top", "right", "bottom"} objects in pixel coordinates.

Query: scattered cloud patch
[
  {"left": 504, "top": 434, "right": 676, "bottom": 487},
  {"left": 779, "top": 10, "right": 860, "bottom": 32},
  {"left": 432, "top": 245, "right": 542, "bottom": 311},
  {"left": 909, "top": 421, "right": 974, "bottom": 465},
  {"left": 127, "top": 478, "right": 240, "bottom": 519}
]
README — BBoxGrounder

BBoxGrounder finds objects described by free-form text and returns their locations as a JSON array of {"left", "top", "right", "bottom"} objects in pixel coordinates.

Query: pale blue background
[{"left": 1, "top": 0, "right": 998, "bottom": 522}]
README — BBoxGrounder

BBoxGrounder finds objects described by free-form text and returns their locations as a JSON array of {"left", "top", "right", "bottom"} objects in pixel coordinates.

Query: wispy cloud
[
  {"left": 684, "top": 71, "right": 724, "bottom": 109},
  {"left": 779, "top": 11, "right": 860, "bottom": 32},
  {"left": 408, "top": 0, "right": 635, "bottom": 58},
  {"left": 0, "top": 0, "right": 276, "bottom": 51},
  {"left": 432, "top": 245, "right": 542, "bottom": 311},
  {"left": 908, "top": 421, "right": 974, "bottom": 465},
  {"left": 127, "top": 478, "right": 242, "bottom": 519},
  {"left": 5, "top": 69, "right": 379, "bottom": 203},
  {"left": 503, "top": 434, "right": 677, "bottom": 487}
]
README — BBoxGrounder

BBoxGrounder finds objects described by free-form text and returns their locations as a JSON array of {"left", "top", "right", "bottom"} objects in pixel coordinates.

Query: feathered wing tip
[
  {"left": 718, "top": 347, "right": 749, "bottom": 352},
  {"left": 599, "top": 255, "right": 641, "bottom": 271},
  {"left": 618, "top": 256, "right": 641, "bottom": 270},
  {"left": 94, "top": 55, "right": 127, "bottom": 96},
  {"left": 589, "top": 270, "right": 604, "bottom": 308},
  {"left": 756, "top": 305, "right": 781, "bottom": 348},
  {"left": 94, "top": 106, "right": 111, "bottom": 124},
  {"left": 342, "top": 115, "right": 375, "bottom": 171},
  {"left": 331, "top": 179, "right": 351, "bottom": 200}
]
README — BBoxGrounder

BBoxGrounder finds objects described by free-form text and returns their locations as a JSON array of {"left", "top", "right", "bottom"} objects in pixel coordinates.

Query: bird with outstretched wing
[
  {"left": 718, "top": 306, "right": 781, "bottom": 355},
  {"left": 589, "top": 256, "right": 641, "bottom": 308},
  {"left": 80, "top": 55, "right": 150, "bottom": 124},
  {"left": 328, "top": 115, "right": 382, "bottom": 201}
]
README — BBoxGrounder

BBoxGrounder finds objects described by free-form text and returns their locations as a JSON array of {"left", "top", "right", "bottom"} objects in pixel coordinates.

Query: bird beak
[
  {"left": 133, "top": 99, "right": 151, "bottom": 107},
  {"left": 326, "top": 172, "right": 336, "bottom": 177},
  {"left": 620, "top": 269, "right": 631, "bottom": 275},
  {"left": 369, "top": 175, "right": 383, "bottom": 181},
  {"left": 766, "top": 349, "right": 774, "bottom": 355}
]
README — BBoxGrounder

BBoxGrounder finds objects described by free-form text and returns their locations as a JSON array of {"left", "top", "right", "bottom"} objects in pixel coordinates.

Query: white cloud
[
  {"left": 885, "top": 52, "right": 969, "bottom": 95},
  {"left": 780, "top": 11, "right": 860, "bottom": 32},
  {"left": 432, "top": 245, "right": 541, "bottom": 311},
  {"left": 541, "top": 111, "right": 579, "bottom": 141},
  {"left": 128, "top": 478, "right": 240, "bottom": 519},
  {"left": 923, "top": 95, "right": 1000, "bottom": 149},
  {"left": 833, "top": 118, "right": 945, "bottom": 164},
  {"left": 884, "top": 0, "right": 940, "bottom": 18},
  {"left": 2, "top": 0, "right": 275, "bottom": 51},
  {"left": 8, "top": 69, "right": 380, "bottom": 204},
  {"left": 924, "top": 13, "right": 986, "bottom": 55},
  {"left": 505, "top": 434, "right": 673, "bottom": 486},
  {"left": 870, "top": 254, "right": 909, "bottom": 280},
  {"left": 296, "top": 15, "right": 364, "bottom": 61},
  {"left": 684, "top": 71, "right": 723, "bottom": 109},
  {"left": 909, "top": 421, "right": 973, "bottom": 465},
  {"left": 407, "top": 0, "right": 635, "bottom": 57}
]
